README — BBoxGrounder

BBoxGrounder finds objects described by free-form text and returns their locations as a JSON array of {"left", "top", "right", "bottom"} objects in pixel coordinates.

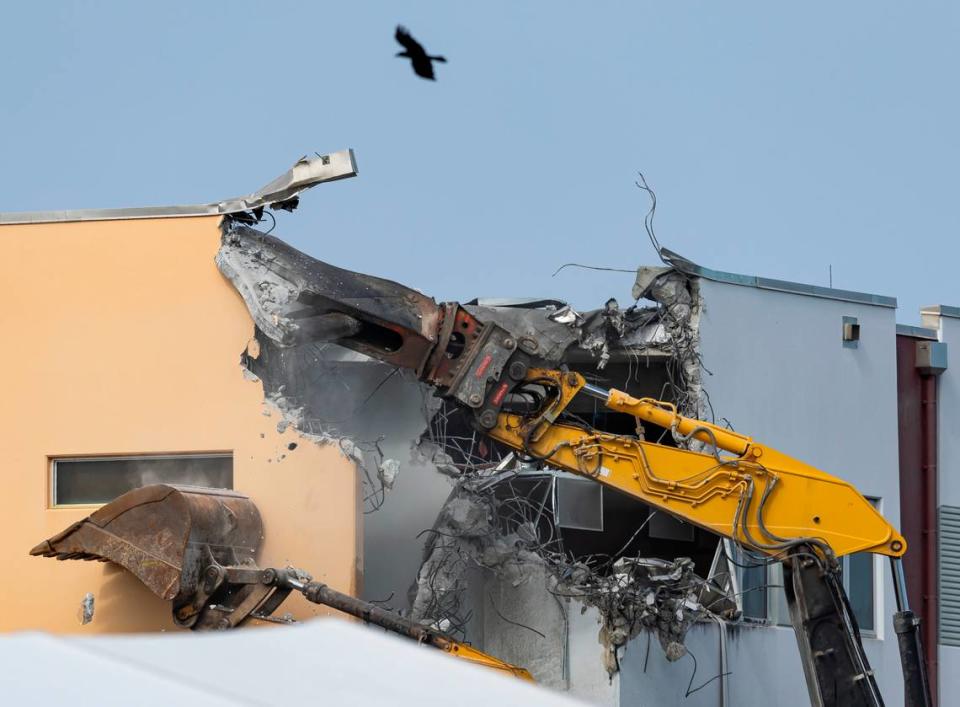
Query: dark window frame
[
  {"left": 50, "top": 453, "right": 233, "bottom": 507},
  {"left": 737, "top": 496, "right": 880, "bottom": 635}
]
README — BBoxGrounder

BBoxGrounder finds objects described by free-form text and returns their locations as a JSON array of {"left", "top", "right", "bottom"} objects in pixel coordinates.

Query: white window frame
[{"left": 734, "top": 496, "right": 882, "bottom": 638}]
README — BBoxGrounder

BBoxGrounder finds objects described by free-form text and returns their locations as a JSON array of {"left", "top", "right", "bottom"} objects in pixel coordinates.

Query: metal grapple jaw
[{"left": 217, "top": 224, "right": 539, "bottom": 429}]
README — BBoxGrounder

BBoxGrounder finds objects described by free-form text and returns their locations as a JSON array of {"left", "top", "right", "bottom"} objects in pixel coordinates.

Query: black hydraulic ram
[
  {"left": 267, "top": 568, "right": 532, "bottom": 679},
  {"left": 890, "top": 559, "right": 933, "bottom": 707}
]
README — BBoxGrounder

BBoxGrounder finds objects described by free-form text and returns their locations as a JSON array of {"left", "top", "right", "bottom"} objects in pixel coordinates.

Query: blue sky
[{"left": 2, "top": 2, "right": 957, "bottom": 321}]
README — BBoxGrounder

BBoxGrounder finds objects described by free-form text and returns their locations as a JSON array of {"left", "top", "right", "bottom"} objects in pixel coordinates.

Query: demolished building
[
  {"left": 209, "top": 216, "right": 938, "bottom": 706},
  {"left": 2, "top": 151, "right": 958, "bottom": 706},
  {"left": 216, "top": 222, "right": 734, "bottom": 687}
]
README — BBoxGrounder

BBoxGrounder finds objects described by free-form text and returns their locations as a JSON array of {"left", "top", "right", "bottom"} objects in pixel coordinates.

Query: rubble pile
[{"left": 408, "top": 471, "right": 735, "bottom": 675}]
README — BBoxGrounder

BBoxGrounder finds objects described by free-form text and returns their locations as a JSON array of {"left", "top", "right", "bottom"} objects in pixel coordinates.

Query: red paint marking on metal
[
  {"left": 491, "top": 382, "right": 509, "bottom": 406},
  {"left": 475, "top": 354, "right": 493, "bottom": 379}
]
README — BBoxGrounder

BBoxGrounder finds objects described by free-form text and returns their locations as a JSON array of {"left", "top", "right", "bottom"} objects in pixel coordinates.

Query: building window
[
  {"left": 843, "top": 551, "right": 875, "bottom": 633},
  {"left": 554, "top": 476, "right": 604, "bottom": 531},
  {"left": 51, "top": 454, "right": 233, "bottom": 507},
  {"left": 737, "top": 549, "right": 768, "bottom": 620},
  {"left": 842, "top": 316, "right": 861, "bottom": 348},
  {"left": 736, "top": 497, "right": 879, "bottom": 635}
]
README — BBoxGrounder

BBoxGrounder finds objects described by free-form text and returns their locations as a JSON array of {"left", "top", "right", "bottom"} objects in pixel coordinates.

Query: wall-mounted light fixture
[{"left": 843, "top": 316, "right": 860, "bottom": 348}]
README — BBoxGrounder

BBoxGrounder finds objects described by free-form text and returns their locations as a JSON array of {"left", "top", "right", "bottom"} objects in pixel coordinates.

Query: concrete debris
[
  {"left": 578, "top": 298, "right": 626, "bottom": 370},
  {"left": 631, "top": 266, "right": 671, "bottom": 300},
  {"left": 378, "top": 458, "right": 400, "bottom": 490},
  {"left": 217, "top": 234, "right": 300, "bottom": 346},
  {"left": 547, "top": 304, "right": 584, "bottom": 327},
  {"left": 634, "top": 267, "right": 706, "bottom": 432},
  {"left": 219, "top": 227, "right": 437, "bottom": 509},
  {"left": 246, "top": 331, "right": 422, "bottom": 509},
  {"left": 443, "top": 497, "right": 493, "bottom": 538},
  {"left": 263, "top": 391, "right": 309, "bottom": 437},
  {"left": 217, "top": 225, "right": 373, "bottom": 348},
  {"left": 79, "top": 592, "right": 94, "bottom": 625},
  {"left": 338, "top": 438, "right": 365, "bottom": 465},
  {"left": 467, "top": 298, "right": 669, "bottom": 370},
  {"left": 408, "top": 473, "right": 735, "bottom": 676},
  {"left": 410, "top": 483, "right": 543, "bottom": 630},
  {"left": 587, "top": 556, "right": 731, "bottom": 672}
]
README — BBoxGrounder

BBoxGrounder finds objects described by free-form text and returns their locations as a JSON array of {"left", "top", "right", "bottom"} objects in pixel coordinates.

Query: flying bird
[{"left": 395, "top": 25, "right": 446, "bottom": 80}]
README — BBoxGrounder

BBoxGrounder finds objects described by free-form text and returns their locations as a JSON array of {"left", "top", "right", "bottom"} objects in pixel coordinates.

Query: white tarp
[{"left": 0, "top": 618, "right": 586, "bottom": 706}]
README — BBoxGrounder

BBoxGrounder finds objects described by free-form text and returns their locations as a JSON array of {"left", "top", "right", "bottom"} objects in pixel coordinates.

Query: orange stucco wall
[{"left": 0, "top": 215, "right": 360, "bottom": 633}]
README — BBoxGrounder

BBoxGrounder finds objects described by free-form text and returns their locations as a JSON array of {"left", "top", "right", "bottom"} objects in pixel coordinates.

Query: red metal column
[
  {"left": 920, "top": 372, "right": 939, "bottom": 703},
  {"left": 897, "top": 334, "right": 939, "bottom": 705}
]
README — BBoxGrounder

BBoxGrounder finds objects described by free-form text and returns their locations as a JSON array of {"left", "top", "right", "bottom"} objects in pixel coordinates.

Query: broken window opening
[
  {"left": 489, "top": 472, "right": 720, "bottom": 580},
  {"left": 547, "top": 358, "right": 719, "bottom": 575}
]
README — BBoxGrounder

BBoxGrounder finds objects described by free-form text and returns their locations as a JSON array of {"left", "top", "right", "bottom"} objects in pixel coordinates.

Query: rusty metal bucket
[
  {"left": 30, "top": 484, "right": 534, "bottom": 678},
  {"left": 30, "top": 484, "right": 262, "bottom": 607}
]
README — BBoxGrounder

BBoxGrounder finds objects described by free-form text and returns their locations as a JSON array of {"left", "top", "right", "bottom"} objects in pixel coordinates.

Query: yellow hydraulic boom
[
  {"left": 489, "top": 369, "right": 906, "bottom": 561},
  {"left": 483, "top": 368, "right": 925, "bottom": 706}
]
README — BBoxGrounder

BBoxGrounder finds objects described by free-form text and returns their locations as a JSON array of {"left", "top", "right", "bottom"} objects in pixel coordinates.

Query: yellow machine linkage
[{"left": 487, "top": 369, "right": 906, "bottom": 561}]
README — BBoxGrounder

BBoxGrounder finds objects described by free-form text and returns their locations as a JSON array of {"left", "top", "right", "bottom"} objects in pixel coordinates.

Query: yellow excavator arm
[
  {"left": 488, "top": 369, "right": 906, "bottom": 560},
  {"left": 486, "top": 368, "right": 924, "bottom": 706}
]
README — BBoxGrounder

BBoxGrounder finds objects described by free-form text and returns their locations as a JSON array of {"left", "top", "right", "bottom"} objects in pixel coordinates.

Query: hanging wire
[
  {"left": 262, "top": 209, "right": 277, "bottom": 234},
  {"left": 635, "top": 171, "right": 668, "bottom": 265},
  {"left": 683, "top": 646, "right": 733, "bottom": 698},
  {"left": 551, "top": 263, "right": 637, "bottom": 277}
]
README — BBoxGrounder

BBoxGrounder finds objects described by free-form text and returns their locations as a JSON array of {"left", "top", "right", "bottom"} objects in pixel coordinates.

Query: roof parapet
[
  {"left": 642, "top": 247, "right": 897, "bottom": 309},
  {"left": 921, "top": 305, "right": 960, "bottom": 320},
  {"left": 0, "top": 149, "right": 358, "bottom": 225},
  {"left": 896, "top": 324, "right": 939, "bottom": 340}
]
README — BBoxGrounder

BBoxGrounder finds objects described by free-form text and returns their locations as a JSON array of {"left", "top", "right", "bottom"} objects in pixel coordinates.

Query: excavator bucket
[
  {"left": 30, "top": 484, "right": 535, "bottom": 679},
  {"left": 30, "top": 484, "right": 262, "bottom": 605}
]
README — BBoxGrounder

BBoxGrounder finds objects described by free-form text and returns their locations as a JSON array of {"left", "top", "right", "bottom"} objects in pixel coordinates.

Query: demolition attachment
[
  {"left": 30, "top": 484, "right": 531, "bottom": 680},
  {"left": 30, "top": 484, "right": 262, "bottom": 618}
]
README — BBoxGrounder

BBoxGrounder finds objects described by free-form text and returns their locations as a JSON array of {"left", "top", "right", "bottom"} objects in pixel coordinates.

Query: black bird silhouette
[{"left": 395, "top": 26, "right": 446, "bottom": 80}]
